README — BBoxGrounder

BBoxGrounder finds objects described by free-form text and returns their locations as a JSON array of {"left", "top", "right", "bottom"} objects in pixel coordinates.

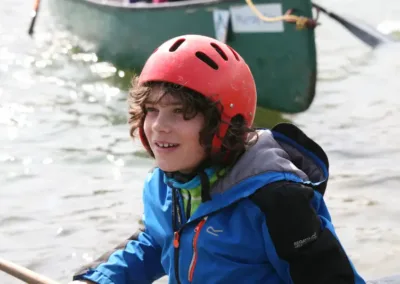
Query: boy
[{"left": 71, "top": 34, "right": 365, "bottom": 284}]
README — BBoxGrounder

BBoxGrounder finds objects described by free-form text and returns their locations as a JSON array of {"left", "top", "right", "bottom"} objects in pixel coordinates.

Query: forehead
[{"left": 145, "top": 85, "right": 182, "bottom": 106}]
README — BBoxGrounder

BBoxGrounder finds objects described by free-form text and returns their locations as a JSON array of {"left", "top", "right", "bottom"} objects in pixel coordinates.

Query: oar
[
  {"left": 0, "top": 257, "right": 61, "bottom": 284},
  {"left": 28, "top": 0, "right": 41, "bottom": 36},
  {"left": 312, "top": 2, "right": 395, "bottom": 48}
]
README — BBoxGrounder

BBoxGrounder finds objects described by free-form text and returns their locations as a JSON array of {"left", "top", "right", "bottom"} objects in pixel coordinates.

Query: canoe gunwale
[{"left": 84, "top": 0, "right": 242, "bottom": 10}]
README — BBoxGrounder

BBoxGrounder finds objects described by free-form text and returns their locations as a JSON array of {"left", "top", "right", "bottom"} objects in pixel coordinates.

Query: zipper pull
[{"left": 173, "top": 231, "right": 180, "bottom": 248}]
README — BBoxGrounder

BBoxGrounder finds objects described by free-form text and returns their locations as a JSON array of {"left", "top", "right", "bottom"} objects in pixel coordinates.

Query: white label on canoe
[
  {"left": 213, "top": 9, "right": 230, "bottom": 43},
  {"left": 230, "top": 3, "right": 284, "bottom": 33}
]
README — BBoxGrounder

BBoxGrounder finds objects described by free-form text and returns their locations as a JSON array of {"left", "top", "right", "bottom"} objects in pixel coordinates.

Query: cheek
[
  {"left": 143, "top": 117, "right": 151, "bottom": 137},
  {"left": 184, "top": 120, "right": 205, "bottom": 151}
]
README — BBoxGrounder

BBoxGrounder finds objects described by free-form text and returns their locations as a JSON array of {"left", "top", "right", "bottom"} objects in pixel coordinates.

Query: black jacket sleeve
[{"left": 250, "top": 181, "right": 355, "bottom": 284}]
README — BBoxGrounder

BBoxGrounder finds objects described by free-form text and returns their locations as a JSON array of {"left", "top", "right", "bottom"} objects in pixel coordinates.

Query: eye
[
  {"left": 144, "top": 106, "right": 157, "bottom": 112},
  {"left": 173, "top": 108, "right": 184, "bottom": 114}
]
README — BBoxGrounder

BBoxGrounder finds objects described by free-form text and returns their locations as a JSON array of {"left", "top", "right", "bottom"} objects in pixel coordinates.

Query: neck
[
  {"left": 165, "top": 171, "right": 197, "bottom": 184},
  {"left": 164, "top": 167, "right": 221, "bottom": 190}
]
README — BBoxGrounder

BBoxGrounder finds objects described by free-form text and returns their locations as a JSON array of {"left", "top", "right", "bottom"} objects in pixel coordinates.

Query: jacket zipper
[
  {"left": 173, "top": 230, "right": 181, "bottom": 284},
  {"left": 172, "top": 189, "right": 194, "bottom": 284},
  {"left": 188, "top": 216, "right": 208, "bottom": 282},
  {"left": 172, "top": 188, "right": 183, "bottom": 284}
]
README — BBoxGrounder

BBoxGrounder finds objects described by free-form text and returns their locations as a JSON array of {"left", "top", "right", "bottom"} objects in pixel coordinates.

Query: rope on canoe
[{"left": 244, "top": 0, "right": 319, "bottom": 30}]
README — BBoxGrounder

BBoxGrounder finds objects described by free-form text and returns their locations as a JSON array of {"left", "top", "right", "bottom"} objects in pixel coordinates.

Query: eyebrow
[{"left": 144, "top": 101, "right": 183, "bottom": 106}]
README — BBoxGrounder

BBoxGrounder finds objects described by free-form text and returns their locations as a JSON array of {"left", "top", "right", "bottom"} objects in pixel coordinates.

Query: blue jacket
[{"left": 73, "top": 123, "right": 366, "bottom": 284}]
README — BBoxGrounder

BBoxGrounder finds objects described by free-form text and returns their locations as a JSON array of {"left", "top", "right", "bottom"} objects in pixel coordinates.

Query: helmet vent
[
  {"left": 210, "top": 43, "right": 228, "bottom": 61},
  {"left": 195, "top": 51, "right": 218, "bottom": 70},
  {"left": 228, "top": 46, "right": 240, "bottom": 61},
  {"left": 169, "top": 38, "right": 186, "bottom": 52}
]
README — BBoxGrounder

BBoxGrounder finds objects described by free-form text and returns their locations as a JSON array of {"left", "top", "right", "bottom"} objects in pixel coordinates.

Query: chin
[
  {"left": 158, "top": 164, "right": 180, "bottom": 173},
  {"left": 157, "top": 163, "right": 193, "bottom": 173}
]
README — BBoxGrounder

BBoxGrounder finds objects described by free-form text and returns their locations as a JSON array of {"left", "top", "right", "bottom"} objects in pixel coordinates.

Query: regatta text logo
[{"left": 293, "top": 232, "right": 317, "bottom": 249}]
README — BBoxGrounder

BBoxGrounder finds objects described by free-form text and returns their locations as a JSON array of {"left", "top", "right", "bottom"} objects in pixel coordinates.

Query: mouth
[{"left": 154, "top": 142, "right": 180, "bottom": 149}]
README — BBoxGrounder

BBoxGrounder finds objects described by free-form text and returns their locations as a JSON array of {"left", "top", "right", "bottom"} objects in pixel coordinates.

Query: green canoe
[{"left": 46, "top": 0, "right": 318, "bottom": 113}]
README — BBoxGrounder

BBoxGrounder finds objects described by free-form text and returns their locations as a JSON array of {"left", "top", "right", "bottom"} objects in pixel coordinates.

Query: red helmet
[{"left": 138, "top": 34, "right": 257, "bottom": 153}]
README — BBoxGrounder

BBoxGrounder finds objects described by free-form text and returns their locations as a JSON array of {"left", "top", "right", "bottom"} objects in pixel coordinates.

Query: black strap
[
  {"left": 186, "top": 191, "right": 192, "bottom": 219},
  {"left": 199, "top": 170, "right": 212, "bottom": 202}
]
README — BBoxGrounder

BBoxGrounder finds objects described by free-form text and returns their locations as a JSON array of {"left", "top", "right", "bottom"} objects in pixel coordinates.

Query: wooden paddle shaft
[{"left": 0, "top": 257, "right": 60, "bottom": 284}]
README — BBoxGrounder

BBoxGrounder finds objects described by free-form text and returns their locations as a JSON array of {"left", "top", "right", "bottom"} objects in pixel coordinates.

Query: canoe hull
[{"left": 46, "top": 0, "right": 317, "bottom": 113}]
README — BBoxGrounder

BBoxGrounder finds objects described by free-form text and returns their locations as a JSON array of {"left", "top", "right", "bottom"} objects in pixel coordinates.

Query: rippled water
[{"left": 1, "top": 0, "right": 400, "bottom": 283}]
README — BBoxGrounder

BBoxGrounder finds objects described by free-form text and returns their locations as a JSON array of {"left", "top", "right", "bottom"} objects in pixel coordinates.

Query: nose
[{"left": 152, "top": 111, "right": 172, "bottom": 133}]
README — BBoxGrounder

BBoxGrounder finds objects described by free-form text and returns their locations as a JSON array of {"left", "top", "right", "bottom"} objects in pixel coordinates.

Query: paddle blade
[
  {"left": 312, "top": 2, "right": 395, "bottom": 48},
  {"left": 28, "top": 0, "right": 41, "bottom": 36},
  {"left": 331, "top": 14, "right": 394, "bottom": 48}
]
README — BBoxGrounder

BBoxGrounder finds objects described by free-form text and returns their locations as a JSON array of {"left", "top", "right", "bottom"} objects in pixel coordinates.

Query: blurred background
[{"left": 1, "top": 0, "right": 399, "bottom": 283}]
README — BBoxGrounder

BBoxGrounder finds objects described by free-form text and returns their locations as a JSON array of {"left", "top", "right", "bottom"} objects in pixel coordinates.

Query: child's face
[{"left": 143, "top": 86, "right": 207, "bottom": 173}]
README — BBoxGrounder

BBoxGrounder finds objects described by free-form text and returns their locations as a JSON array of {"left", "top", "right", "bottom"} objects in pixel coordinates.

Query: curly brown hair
[{"left": 128, "top": 76, "right": 258, "bottom": 170}]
